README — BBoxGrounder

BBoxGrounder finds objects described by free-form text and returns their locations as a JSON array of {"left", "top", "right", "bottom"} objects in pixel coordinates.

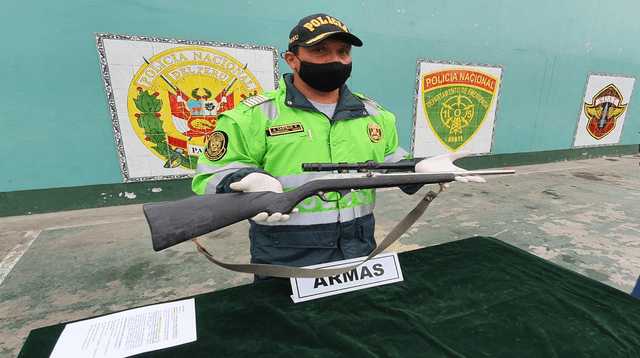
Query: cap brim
[{"left": 303, "top": 31, "right": 363, "bottom": 47}]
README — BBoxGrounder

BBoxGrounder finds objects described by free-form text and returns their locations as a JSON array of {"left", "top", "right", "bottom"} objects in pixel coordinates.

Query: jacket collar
[{"left": 281, "top": 74, "right": 367, "bottom": 121}]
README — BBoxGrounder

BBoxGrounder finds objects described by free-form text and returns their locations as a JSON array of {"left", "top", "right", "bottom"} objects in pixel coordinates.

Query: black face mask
[{"left": 295, "top": 59, "right": 352, "bottom": 92}]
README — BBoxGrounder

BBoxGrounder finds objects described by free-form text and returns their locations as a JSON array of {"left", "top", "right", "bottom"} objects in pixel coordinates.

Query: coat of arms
[
  {"left": 96, "top": 34, "right": 277, "bottom": 182},
  {"left": 129, "top": 47, "right": 263, "bottom": 170}
]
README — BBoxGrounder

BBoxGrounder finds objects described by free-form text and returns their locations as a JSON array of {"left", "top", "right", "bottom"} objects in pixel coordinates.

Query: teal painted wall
[{"left": 1, "top": 0, "right": 639, "bottom": 193}]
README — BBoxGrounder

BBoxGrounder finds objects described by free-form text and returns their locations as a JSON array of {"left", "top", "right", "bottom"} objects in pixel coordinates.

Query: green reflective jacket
[{"left": 193, "top": 74, "right": 410, "bottom": 269}]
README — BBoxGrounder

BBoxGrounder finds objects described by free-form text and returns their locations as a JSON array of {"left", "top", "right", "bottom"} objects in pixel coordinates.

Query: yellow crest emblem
[{"left": 367, "top": 122, "right": 383, "bottom": 143}]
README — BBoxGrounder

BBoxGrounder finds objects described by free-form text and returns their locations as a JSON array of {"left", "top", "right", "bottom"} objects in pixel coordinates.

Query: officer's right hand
[
  {"left": 229, "top": 173, "right": 297, "bottom": 222},
  {"left": 415, "top": 151, "right": 486, "bottom": 183}
]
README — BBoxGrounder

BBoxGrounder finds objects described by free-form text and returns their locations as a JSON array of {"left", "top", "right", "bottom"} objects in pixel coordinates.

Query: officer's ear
[{"left": 284, "top": 50, "right": 299, "bottom": 70}]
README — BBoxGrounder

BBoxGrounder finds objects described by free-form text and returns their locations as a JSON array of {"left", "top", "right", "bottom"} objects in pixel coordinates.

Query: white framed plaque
[
  {"left": 412, "top": 60, "right": 504, "bottom": 157},
  {"left": 573, "top": 73, "right": 635, "bottom": 148},
  {"left": 95, "top": 33, "right": 279, "bottom": 182}
]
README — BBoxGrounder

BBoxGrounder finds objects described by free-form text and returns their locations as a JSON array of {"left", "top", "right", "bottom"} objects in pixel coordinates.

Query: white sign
[
  {"left": 290, "top": 252, "right": 404, "bottom": 303},
  {"left": 50, "top": 298, "right": 197, "bottom": 358},
  {"left": 573, "top": 73, "right": 636, "bottom": 148}
]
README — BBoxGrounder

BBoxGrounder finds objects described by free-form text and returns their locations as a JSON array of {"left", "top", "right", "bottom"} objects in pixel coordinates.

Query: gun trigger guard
[{"left": 317, "top": 190, "right": 350, "bottom": 202}]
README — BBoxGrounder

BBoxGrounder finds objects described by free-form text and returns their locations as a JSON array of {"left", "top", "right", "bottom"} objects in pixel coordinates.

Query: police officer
[{"left": 192, "top": 13, "right": 484, "bottom": 278}]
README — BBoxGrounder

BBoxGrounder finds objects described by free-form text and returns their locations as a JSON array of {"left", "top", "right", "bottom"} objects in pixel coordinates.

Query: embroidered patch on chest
[
  {"left": 367, "top": 122, "right": 383, "bottom": 143},
  {"left": 266, "top": 123, "right": 304, "bottom": 136}
]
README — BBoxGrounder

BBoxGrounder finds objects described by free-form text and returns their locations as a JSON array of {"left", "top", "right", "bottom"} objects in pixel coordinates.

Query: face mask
[{"left": 295, "top": 59, "right": 352, "bottom": 92}]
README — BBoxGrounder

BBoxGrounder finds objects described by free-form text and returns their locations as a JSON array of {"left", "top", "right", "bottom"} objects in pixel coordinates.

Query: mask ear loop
[{"left": 282, "top": 51, "right": 302, "bottom": 77}]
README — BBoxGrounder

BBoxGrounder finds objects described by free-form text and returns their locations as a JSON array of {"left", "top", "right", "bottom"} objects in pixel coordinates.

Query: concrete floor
[{"left": 1, "top": 154, "right": 639, "bottom": 358}]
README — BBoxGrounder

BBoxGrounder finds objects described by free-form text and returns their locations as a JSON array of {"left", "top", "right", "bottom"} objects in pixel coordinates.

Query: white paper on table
[{"left": 49, "top": 298, "right": 197, "bottom": 358}]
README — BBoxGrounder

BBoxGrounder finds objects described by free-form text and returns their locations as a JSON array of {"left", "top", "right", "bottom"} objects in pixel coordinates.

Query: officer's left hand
[
  {"left": 415, "top": 151, "right": 486, "bottom": 183},
  {"left": 229, "top": 173, "right": 298, "bottom": 222}
]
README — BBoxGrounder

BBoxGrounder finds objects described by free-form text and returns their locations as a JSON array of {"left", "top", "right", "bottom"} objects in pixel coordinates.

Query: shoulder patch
[{"left": 242, "top": 94, "right": 270, "bottom": 108}]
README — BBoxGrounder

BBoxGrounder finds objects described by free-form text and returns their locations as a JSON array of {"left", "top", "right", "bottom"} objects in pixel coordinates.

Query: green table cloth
[{"left": 18, "top": 237, "right": 640, "bottom": 357}]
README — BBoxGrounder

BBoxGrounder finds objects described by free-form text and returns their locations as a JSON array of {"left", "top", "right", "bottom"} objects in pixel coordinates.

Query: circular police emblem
[
  {"left": 128, "top": 46, "right": 262, "bottom": 170},
  {"left": 440, "top": 94, "right": 475, "bottom": 135},
  {"left": 205, "top": 131, "right": 228, "bottom": 161},
  {"left": 367, "top": 122, "right": 383, "bottom": 143}
]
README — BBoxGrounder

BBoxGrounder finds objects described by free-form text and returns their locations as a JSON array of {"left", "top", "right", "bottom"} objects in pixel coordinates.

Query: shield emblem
[
  {"left": 422, "top": 69, "right": 499, "bottom": 151},
  {"left": 584, "top": 84, "right": 627, "bottom": 140}
]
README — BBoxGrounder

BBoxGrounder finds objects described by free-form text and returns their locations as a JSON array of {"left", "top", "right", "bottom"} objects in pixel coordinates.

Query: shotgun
[{"left": 143, "top": 168, "right": 514, "bottom": 252}]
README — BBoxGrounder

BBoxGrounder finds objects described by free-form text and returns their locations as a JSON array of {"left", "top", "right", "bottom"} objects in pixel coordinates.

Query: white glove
[
  {"left": 415, "top": 151, "right": 486, "bottom": 183},
  {"left": 229, "top": 173, "right": 296, "bottom": 222}
]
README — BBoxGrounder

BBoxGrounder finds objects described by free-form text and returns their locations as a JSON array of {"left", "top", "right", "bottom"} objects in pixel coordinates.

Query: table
[{"left": 18, "top": 237, "right": 640, "bottom": 357}]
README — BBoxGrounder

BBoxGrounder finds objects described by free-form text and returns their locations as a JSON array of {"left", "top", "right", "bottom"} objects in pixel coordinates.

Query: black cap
[{"left": 288, "top": 14, "right": 363, "bottom": 51}]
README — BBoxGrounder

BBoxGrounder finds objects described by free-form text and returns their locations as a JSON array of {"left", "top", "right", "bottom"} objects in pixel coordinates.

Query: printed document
[{"left": 49, "top": 298, "right": 197, "bottom": 358}]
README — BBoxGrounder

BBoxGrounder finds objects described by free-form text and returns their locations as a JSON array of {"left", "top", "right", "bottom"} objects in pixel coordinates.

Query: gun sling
[{"left": 193, "top": 189, "right": 441, "bottom": 278}]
